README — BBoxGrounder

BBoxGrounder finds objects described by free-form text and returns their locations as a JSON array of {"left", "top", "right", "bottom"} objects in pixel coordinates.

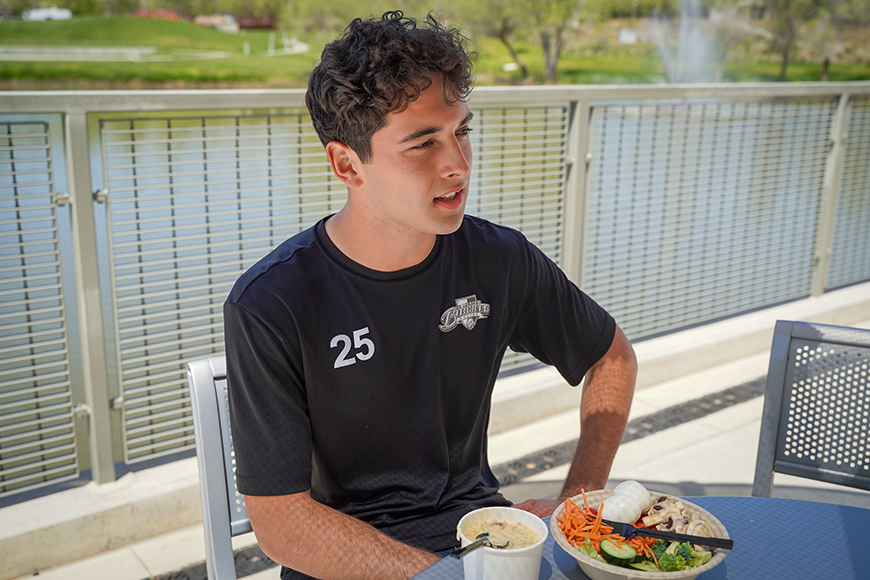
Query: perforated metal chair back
[
  {"left": 752, "top": 320, "right": 870, "bottom": 497},
  {"left": 188, "top": 356, "right": 251, "bottom": 580}
]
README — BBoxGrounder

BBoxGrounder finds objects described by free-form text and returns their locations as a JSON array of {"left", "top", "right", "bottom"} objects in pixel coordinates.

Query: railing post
[
  {"left": 811, "top": 93, "right": 851, "bottom": 296},
  {"left": 64, "top": 112, "right": 116, "bottom": 484},
  {"left": 561, "top": 100, "right": 591, "bottom": 288}
]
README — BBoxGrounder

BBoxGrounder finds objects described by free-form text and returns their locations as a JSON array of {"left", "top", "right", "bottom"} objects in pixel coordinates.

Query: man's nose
[{"left": 442, "top": 137, "right": 471, "bottom": 178}]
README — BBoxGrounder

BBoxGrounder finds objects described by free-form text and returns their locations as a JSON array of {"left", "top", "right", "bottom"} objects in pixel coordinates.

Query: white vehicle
[{"left": 23, "top": 6, "right": 73, "bottom": 21}]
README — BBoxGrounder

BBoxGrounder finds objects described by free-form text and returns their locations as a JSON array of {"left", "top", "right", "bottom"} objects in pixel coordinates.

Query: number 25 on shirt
[{"left": 330, "top": 327, "right": 375, "bottom": 368}]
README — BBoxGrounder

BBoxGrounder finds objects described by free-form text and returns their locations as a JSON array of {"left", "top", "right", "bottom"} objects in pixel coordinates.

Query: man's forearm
[
  {"left": 246, "top": 492, "right": 440, "bottom": 580},
  {"left": 560, "top": 325, "right": 637, "bottom": 498},
  {"left": 559, "top": 409, "right": 630, "bottom": 497}
]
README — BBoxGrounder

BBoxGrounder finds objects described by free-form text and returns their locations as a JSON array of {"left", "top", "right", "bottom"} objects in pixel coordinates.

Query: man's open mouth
[{"left": 436, "top": 191, "right": 459, "bottom": 201}]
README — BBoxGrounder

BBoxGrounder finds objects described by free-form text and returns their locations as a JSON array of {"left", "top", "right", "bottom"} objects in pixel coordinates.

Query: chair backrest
[
  {"left": 752, "top": 320, "right": 870, "bottom": 497},
  {"left": 188, "top": 355, "right": 251, "bottom": 580}
]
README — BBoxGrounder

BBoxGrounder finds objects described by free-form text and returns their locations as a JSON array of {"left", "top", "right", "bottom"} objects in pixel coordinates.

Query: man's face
[{"left": 354, "top": 76, "right": 473, "bottom": 239}]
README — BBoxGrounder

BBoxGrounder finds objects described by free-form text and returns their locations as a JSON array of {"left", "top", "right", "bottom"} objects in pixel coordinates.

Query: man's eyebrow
[{"left": 399, "top": 112, "right": 475, "bottom": 144}]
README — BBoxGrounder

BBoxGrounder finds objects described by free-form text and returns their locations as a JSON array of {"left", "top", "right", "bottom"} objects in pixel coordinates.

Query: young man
[{"left": 224, "top": 11, "right": 637, "bottom": 580}]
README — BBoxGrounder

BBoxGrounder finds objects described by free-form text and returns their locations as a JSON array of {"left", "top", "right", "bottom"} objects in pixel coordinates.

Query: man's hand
[{"left": 511, "top": 497, "right": 566, "bottom": 518}]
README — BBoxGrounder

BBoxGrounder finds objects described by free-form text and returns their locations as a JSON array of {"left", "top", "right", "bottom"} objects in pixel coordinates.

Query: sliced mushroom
[
  {"left": 687, "top": 519, "right": 713, "bottom": 536},
  {"left": 684, "top": 516, "right": 715, "bottom": 550},
  {"left": 641, "top": 498, "right": 684, "bottom": 528},
  {"left": 672, "top": 517, "right": 691, "bottom": 533},
  {"left": 690, "top": 511, "right": 712, "bottom": 530}
]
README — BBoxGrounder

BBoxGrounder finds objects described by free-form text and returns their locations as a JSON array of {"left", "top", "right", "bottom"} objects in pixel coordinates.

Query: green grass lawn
[
  {"left": 0, "top": 15, "right": 258, "bottom": 51},
  {"left": 1, "top": 16, "right": 867, "bottom": 87},
  {"left": 0, "top": 16, "right": 319, "bottom": 86},
  {"left": 726, "top": 60, "right": 870, "bottom": 83},
  {"left": 472, "top": 36, "right": 668, "bottom": 85}
]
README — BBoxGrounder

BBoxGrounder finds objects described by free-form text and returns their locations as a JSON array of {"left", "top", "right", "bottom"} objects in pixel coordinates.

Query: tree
[
  {"left": 456, "top": 0, "right": 530, "bottom": 79},
  {"left": 281, "top": 0, "right": 436, "bottom": 35},
  {"left": 803, "top": 12, "right": 838, "bottom": 78},
  {"left": 492, "top": 15, "right": 530, "bottom": 78},
  {"left": 457, "top": 0, "right": 583, "bottom": 83},
  {"left": 708, "top": 0, "right": 772, "bottom": 82},
  {"left": 762, "top": 0, "right": 822, "bottom": 80},
  {"left": 456, "top": 0, "right": 585, "bottom": 83},
  {"left": 526, "top": 0, "right": 582, "bottom": 83},
  {"left": 825, "top": 0, "right": 870, "bottom": 26}
]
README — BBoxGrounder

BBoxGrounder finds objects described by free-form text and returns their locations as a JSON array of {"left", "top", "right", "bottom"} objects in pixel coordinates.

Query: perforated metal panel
[
  {"left": 583, "top": 99, "right": 836, "bottom": 339},
  {"left": 778, "top": 337, "right": 870, "bottom": 485},
  {"left": 100, "top": 112, "right": 345, "bottom": 463},
  {"left": 0, "top": 121, "right": 78, "bottom": 497},
  {"left": 826, "top": 96, "right": 870, "bottom": 289},
  {"left": 469, "top": 104, "right": 571, "bottom": 372}
]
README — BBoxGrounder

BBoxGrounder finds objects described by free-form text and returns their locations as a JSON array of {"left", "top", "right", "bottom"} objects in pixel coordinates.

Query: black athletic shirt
[{"left": 224, "top": 215, "right": 615, "bottom": 561}]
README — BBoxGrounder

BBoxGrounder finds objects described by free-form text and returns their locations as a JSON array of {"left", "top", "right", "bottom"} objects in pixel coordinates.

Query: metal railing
[{"left": 2, "top": 82, "right": 869, "bottom": 501}]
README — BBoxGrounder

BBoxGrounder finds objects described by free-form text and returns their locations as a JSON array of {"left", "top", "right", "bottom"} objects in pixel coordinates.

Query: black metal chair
[{"left": 752, "top": 320, "right": 870, "bottom": 497}]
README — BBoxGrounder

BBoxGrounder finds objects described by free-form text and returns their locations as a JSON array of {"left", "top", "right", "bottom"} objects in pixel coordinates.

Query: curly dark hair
[{"left": 305, "top": 11, "right": 474, "bottom": 163}]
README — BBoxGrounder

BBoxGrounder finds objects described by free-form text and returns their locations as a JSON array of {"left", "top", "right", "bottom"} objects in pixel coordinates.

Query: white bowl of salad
[{"left": 550, "top": 484, "right": 730, "bottom": 580}]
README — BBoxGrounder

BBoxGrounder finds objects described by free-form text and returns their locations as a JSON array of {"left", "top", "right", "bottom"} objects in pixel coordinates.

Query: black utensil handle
[
  {"left": 450, "top": 533, "right": 491, "bottom": 559},
  {"left": 632, "top": 527, "right": 734, "bottom": 549}
]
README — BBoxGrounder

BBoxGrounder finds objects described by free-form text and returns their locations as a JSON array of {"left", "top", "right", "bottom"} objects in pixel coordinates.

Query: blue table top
[{"left": 412, "top": 496, "right": 870, "bottom": 580}]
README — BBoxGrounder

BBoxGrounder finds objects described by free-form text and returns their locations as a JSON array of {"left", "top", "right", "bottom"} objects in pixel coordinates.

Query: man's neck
[{"left": 324, "top": 208, "right": 438, "bottom": 272}]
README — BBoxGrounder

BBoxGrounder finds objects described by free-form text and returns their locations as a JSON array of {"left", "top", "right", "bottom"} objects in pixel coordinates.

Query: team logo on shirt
[{"left": 439, "top": 295, "right": 490, "bottom": 332}]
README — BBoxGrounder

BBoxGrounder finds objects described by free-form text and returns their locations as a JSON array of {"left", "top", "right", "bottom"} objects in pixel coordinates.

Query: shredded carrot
[
  {"left": 556, "top": 491, "right": 659, "bottom": 566},
  {"left": 627, "top": 535, "right": 658, "bottom": 566},
  {"left": 555, "top": 495, "right": 623, "bottom": 552}
]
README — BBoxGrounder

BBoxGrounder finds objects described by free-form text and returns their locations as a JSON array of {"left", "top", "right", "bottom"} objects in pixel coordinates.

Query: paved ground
[{"left": 13, "top": 321, "right": 869, "bottom": 580}]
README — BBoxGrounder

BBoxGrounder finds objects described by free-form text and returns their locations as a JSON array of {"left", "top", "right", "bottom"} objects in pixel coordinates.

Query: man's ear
[{"left": 325, "top": 141, "right": 363, "bottom": 188}]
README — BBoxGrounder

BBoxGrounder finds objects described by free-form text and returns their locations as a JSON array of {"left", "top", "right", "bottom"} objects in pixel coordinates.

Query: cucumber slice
[
  {"left": 628, "top": 560, "right": 660, "bottom": 572},
  {"left": 599, "top": 539, "right": 637, "bottom": 565}
]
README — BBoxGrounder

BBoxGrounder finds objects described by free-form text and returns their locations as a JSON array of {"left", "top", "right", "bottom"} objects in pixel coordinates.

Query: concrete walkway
[{"left": 3, "top": 284, "right": 870, "bottom": 580}]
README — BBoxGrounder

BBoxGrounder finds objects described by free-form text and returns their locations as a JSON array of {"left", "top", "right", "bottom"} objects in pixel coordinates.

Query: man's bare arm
[
  {"left": 513, "top": 324, "right": 637, "bottom": 517},
  {"left": 246, "top": 491, "right": 440, "bottom": 580}
]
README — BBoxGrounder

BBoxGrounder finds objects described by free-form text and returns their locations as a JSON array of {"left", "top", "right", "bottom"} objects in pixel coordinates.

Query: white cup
[{"left": 455, "top": 506, "right": 548, "bottom": 580}]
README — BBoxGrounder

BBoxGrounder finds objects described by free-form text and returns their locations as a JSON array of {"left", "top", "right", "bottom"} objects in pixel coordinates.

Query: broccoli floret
[
  {"left": 655, "top": 541, "right": 691, "bottom": 571},
  {"left": 657, "top": 542, "right": 712, "bottom": 571},
  {"left": 656, "top": 552, "right": 689, "bottom": 571},
  {"left": 675, "top": 542, "right": 694, "bottom": 562},
  {"left": 687, "top": 546, "right": 712, "bottom": 568},
  {"left": 651, "top": 539, "right": 669, "bottom": 560}
]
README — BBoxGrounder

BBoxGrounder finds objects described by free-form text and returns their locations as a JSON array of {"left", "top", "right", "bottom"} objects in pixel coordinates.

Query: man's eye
[
  {"left": 414, "top": 140, "right": 434, "bottom": 149},
  {"left": 458, "top": 127, "right": 474, "bottom": 136}
]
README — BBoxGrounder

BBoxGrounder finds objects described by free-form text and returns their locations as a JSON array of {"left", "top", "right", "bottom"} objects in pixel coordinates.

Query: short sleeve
[
  {"left": 224, "top": 301, "right": 313, "bottom": 496},
  {"left": 508, "top": 240, "right": 615, "bottom": 386}
]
